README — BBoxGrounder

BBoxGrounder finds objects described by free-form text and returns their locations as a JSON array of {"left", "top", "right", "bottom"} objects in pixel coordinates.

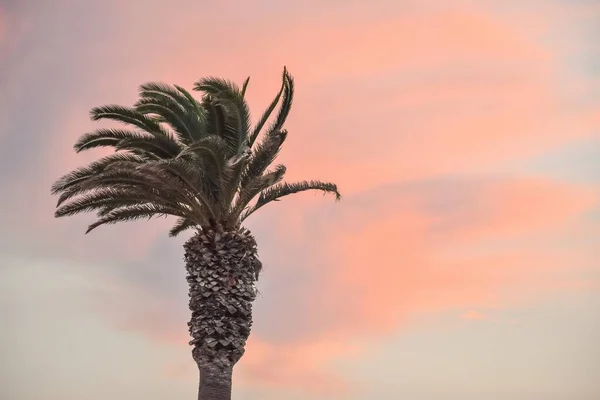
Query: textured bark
[
  {"left": 198, "top": 365, "right": 232, "bottom": 400},
  {"left": 184, "top": 227, "right": 262, "bottom": 400}
]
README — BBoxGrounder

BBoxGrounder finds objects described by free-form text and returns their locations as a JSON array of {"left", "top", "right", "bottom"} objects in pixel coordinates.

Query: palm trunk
[
  {"left": 197, "top": 365, "right": 232, "bottom": 400},
  {"left": 184, "top": 227, "right": 262, "bottom": 400}
]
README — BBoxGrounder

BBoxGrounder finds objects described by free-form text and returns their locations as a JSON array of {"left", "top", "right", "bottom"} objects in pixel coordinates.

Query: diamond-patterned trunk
[{"left": 184, "top": 227, "right": 261, "bottom": 400}]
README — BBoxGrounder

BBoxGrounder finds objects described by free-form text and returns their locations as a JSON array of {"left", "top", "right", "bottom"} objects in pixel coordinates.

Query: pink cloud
[
  {"left": 321, "top": 178, "right": 597, "bottom": 327},
  {"left": 14, "top": 0, "right": 598, "bottom": 395}
]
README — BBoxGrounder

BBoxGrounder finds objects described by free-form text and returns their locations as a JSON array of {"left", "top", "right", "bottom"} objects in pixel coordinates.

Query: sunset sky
[{"left": 1, "top": 0, "right": 599, "bottom": 399}]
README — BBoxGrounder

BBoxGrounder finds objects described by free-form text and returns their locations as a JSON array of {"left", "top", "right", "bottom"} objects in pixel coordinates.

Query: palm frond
[
  {"left": 258, "top": 164, "right": 287, "bottom": 187},
  {"left": 90, "top": 105, "right": 169, "bottom": 136},
  {"left": 255, "top": 67, "right": 294, "bottom": 149},
  {"left": 193, "top": 77, "right": 240, "bottom": 95},
  {"left": 138, "top": 160, "right": 216, "bottom": 222},
  {"left": 240, "top": 129, "right": 287, "bottom": 189},
  {"left": 169, "top": 217, "right": 198, "bottom": 237},
  {"left": 241, "top": 77, "right": 250, "bottom": 98},
  {"left": 219, "top": 147, "right": 251, "bottom": 218},
  {"left": 213, "top": 92, "right": 251, "bottom": 154},
  {"left": 137, "top": 83, "right": 187, "bottom": 110},
  {"left": 173, "top": 85, "right": 202, "bottom": 113},
  {"left": 114, "top": 136, "right": 182, "bottom": 159},
  {"left": 202, "top": 95, "right": 225, "bottom": 137},
  {"left": 53, "top": 68, "right": 341, "bottom": 235},
  {"left": 55, "top": 187, "right": 182, "bottom": 218},
  {"left": 176, "top": 135, "right": 229, "bottom": 171},
  {"left": 175, "top": 138, "right": 229, "bottom": 207},
  {"left": 174, "top": 84, "right": 206, "bottom": 141},
  {"left": 96, "top": 200, "right": 193, "bottom": 218},
  {"left": 74, "top": 128, "right": 179, "bottom": 156},
  {"left": 240, "top": 180, "right": 340, "bottom": 222},
  {"left": 135, "top": 82, "right": 206, "bottom": 143},
  {"left": 195, "top": 78, "right": 250, "bottom": 155},
  {"left": 229, "top": 164, "right": 287, "bottom": 223},
  {"left": 86, "top": 204, "right": 188, "bottom": 234},
  {"left": 51, "top": 152, "right": 144, "bottom": 195},
  {"left": 138, "top": 82, "right": 189, "bottom": 111},
  {"left": 247, "top": 68, "right": 286, "bottom": 147},
  {"left": 134, "top": 100, "right": 193, "bottom": 142},
  {"left": 56, "top": 167, "right": 172, "bottom": 207}
]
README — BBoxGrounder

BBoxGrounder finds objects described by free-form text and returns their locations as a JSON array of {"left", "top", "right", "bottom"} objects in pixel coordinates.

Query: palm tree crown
[{"left": 51, "top": 68, "right": 340, "bottom": 235}]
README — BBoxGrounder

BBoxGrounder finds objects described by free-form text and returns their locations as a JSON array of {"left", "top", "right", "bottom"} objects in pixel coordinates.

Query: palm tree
[{"left": 51, "top": 68, "right": 340, "bottom": 400}]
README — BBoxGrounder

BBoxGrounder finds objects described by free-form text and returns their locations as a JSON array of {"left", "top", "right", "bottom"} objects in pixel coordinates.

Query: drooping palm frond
[
  {"left": 214, "top": 93, "right": 251, "bottom": 153},
  {"left": 56, "top": 167, "right": 176, "bottom": 209},
  {"left": 133, "top": 161, "right": 214, "bottom": 220},
  {"left": 173, "top": 85, "right": 203, "bottom": 113},
  {"left": 176, "top": 135, "right": 229, "bottom": 167},
  {"left": 74, "top": 128, "right": 182, "bottom": 158},
  {"left": 90, "top": 105, "right": 170, "bottom": 136},
  {"left": 240, "top": 180, "right": 341, "bottom": 222},
  {"left": 52, "top": 67, "right": 340, "bottom": 235},
  {"left": 54, "top": 187, "right": 180, "bottom": 218},
  {"left": 134, "top": 98, "right": 194, "bottom": 142},
  {"left": 194, "top": 77, "right": 241, "bottom": 95},
  {"left": 200, "top": 96, "right": 226, "bottom": 141},
  {"left": 135, "top": 82, "right": 206, "bottom": 143},
  {"left": 52, "top": 153, "right": 144, "bottom": 194},
  {"left": 169, "top": 217, "right": 198, "bottom": 237},
  {"left": 85, "top": 203, "right": 190, "bottom": 234},
  {"left": 56, "top": 161, "right": 210, "bottom": 227},
  {"left": 52, "top": 153, "right": 145, "bottom": 206}
]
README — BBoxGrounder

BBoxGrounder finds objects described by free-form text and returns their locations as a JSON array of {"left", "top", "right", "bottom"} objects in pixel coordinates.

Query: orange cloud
[{"left": 323, "top": 178, "right": 597, "bottom": 325}]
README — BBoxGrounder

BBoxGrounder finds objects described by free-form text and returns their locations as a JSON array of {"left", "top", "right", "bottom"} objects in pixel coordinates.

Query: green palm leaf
[
  {"left": 240, "top": 129, "right": 287, "bottom": 190},
  {"left": 55, "top": 187, "right": 182, "bottom": 218},
  {"left": 90, "top": 105, "right": 169, "bottom": 136},
  {"left": 194, "top": 78, "right": 251, "bottom": 155},
  {"left": 240, "top": 180, "right": 340, "bottom": 222},
  {"left": 51, "top": 153, "right": 144, "bottom": 194},
  {"left": 86, "top": 204, "right": 189, "bottom": 234},
  {"left": 169, "top": 217, "right": 198, "bottom": 237},
  {"left": 53, "top": 67, "right": 341, "bottom": 234}
]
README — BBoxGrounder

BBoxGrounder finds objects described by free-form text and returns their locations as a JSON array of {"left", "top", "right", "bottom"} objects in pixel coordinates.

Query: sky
[{"left": 1, "top": 0, "right": 599, "bottom": 399}]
